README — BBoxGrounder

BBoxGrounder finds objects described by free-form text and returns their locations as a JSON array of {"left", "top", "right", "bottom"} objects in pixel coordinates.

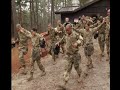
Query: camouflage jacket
[
  {"left": 56, "top": 25, "right": 65, "bottom": 38},
  {"left": 48, "top": 28, "right": 58, "bottom": 43},
  {"left": 19, "top": 29, "right": 43, "bottom": 48},
  {"left": 64, "top": 31, "right": 81, "bottom": 55},
  {"left": 74, "top": 22, "right": 105, "bottom": 45},
  {"left": 18, "top": 28, "right": 31, "bottom": 48},
  {"left": 105, "top": 23, "right": 110, "bottom": 39}
]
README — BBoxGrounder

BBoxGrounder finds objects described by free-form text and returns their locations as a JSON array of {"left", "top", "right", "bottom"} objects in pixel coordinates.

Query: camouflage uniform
[
  {"left": 105, "top": 16, "right": 110, "bottom": 60},
  {"left": 74, "top": 22, "right": 105, "bottom": 70},
  {"left": 48, "top": 28, "right": 60, "bottom": 63},
  {"left": 26, "top": 32, "right": 46, "bottom": 81},
  {"left": 56, "top": 24, "right": 66, "bottom": 54},
  {"left": 18, "top": 28, "right": 30, "bottom": 73},
  {"left": 98, "top": 22, "right": 106, "bottom": 57},
  {"left": 73, "top": 22, "right": 84, "bottom": 46},
  {"left": 63, "top": 31, "right": 82, "bottom": 84}
]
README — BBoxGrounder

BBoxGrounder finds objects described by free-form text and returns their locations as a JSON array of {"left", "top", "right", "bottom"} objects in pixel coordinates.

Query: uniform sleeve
[
  {"left": 76, "top": 34, "right": 83, "bottom": 46},
  {"left": 58, "top": 35, "right": 66, "bottom": 44},
  {"left": 74, "top": 28, "right": 84, "bottom": 35},
  {"left": 92, "top": 22, "right": 105, "bottom": 34},
  {"left": 23, "top": 29, "right": 32, "bottom": 38}
]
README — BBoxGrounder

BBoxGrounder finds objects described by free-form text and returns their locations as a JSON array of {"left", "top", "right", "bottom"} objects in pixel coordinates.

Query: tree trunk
[
  {"left": 36, "top": 0, "right": 39, "bottom": 31},
  {"left": 30, "top": 0, "right": 33, "bottom": 28},
  {"left": 11, "top": 0, "right": 18, "bottom": 38},
  {"left": 47, "top": 0, "right": 50, "bottom": 24},
  {"left": 31, "top": 0, "right": 36, "bottom": 28},
  {"left": 19, "top": 0, "right": 22, "bottom": 25},
  {"left": 51, "top": 0, "right": 55, "bottom": 27}
]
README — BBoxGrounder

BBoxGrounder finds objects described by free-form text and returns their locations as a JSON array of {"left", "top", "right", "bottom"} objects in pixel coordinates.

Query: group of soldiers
[{"left": 14, "top": 9, "right": 110, "bottom": 86}]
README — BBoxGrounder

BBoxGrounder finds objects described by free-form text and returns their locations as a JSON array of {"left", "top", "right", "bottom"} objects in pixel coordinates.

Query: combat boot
[
  {"left": 27, "top": 72, "right": 33, "bottom": 81},
  {"left": 101, "top": 51, "right": 105, "bottom": 57},
  {"left": 40, "top": 71, "right": 46, "bottom": 77},
  {"left": 20, "top": 65, "right": 27, "bottom": 75},
  {"left": 77, "top": 75, "right": 82, "bottom": 83}
]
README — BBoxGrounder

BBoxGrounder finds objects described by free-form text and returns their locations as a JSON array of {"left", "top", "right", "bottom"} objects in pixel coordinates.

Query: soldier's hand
[
  {"left": 20, "top": 29, "right": 24, "bottom": 33},
  {"left": 55, "top": 42, "right": 59, "bottom": 46},
  {"left": 103, "top": 18, "right": 106, "bottom": 23}
]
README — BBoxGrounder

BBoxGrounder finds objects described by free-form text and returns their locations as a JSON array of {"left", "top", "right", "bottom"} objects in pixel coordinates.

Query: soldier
[
  {"left": 74, "top": 18, "right": 106, "bottom": 74},
  {"left": 105, "top": 9, "right": 110, "bottom": 61},
  {"left": 78, "top": 15, "right": 87, "bottom": 29},
  {"left": 97, "top": 16, "right": 106, "bottom": 59},
  {"left": 63, "top": 17, "right": 72, "bottom": 28},
  {"left": 47, "top": 24, "right": 60, "bottom": 64},
  {"left": 16, "top": 24, "right": 30, "bottom": 75},
  {"left": 19, "top": 28, "right": 46, "bottom": 81},
  {"left": 56, "top": 20, "right": 65, "bottom": 54},
  {"left": 58, "top": 24, "right": 82, "bottom": 85}
]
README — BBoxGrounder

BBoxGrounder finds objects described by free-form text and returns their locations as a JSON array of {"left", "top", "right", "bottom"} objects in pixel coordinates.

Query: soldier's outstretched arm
[
  {"left": 92, "top": 19, "right": 106, "bottom": 34},
  {"left": 73, "top": 28, "right": 84, "bottom": 35},
  {"left": 20, "top": 28, "right": 32, "bottom": 38},
  {"left": 55, "top": 35, "right": 65, "bottom": 45}
]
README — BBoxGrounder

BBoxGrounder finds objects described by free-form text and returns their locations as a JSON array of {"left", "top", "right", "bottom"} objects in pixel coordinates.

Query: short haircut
[
  {"left": 16, "top": 24, "right": 21, "bottom": 28},
  {"left": 32, "top": 28, "right": 37, "bottom": 32}
]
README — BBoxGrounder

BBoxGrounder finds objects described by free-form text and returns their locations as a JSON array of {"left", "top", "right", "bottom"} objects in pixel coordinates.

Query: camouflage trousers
[
  {"left": 98, "top": 34, "right": 105, "bottom": 54},
  {"left": 84, "top": 43, "right": 94, "bottom": 57},
  {"left": 60, "top": 43, "right": 65, "bottom": 54},
  {"left": 49, "top": 41, "right": 60, "bottom": 62},
  {"left": 84, "top": 43, "right": 94, "bottom": 69},
  {"left": 106, "top": 36, "right": 110, "bottom": 56},
  {"left": 30, "top": 47, "right": 45, "bottom": 73},
  {"left": 63, "top": 53, "right": 81, "bottom": 82},
  {"left": 18, "top": 46, "right": 28, "bottom": 67}
]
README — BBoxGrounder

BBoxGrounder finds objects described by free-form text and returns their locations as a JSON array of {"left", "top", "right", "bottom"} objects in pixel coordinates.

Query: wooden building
[{"left": 55, "top": 0, "right": 110, "bottom": 23}]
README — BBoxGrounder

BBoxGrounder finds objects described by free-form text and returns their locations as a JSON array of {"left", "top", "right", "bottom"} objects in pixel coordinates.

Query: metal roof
[{"left": 55, "top": 0, "right": 102, "bottom": 14}]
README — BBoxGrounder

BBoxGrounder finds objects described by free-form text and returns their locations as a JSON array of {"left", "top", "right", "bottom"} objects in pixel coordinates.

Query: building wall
[{"left": 61, "top": 0, "right": 110, "bottom": 23}]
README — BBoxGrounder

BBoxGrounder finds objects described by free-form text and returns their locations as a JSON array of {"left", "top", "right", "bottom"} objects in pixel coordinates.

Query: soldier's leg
[
  {"left": 52, "top": 52, "right": 56, "bottom": 65},
  {"left": 106, "top": 39, "right": 110, "bottom": 61},
  {"left": 98, "top": 35, "right": 105, "bottom": 57},
  {"left": 74, "top": 54, "right": 82, "bottom": 77},
  {"left": 36, "top": 59, "right": 46, "bottom": 76},
  {"left": 18, "top": 49, "right": 26, "bottom": 74},
  {"left": 27, "top": 59, "right": 35, "bottom": 81},
  {"left": 74, "top": 54, "right": 82, "bottom": 83},
  {"left": 84, "top": 45, "right": 94, "bottom": 70},
  {"left": 63, "top": 58, "right": 73, "bottom": 85},
  {"left": 61, "top": 44, "right": 65, "bottom": 54},
  {"left": 86, "top": 56, "right": 93, "bottom": 69}
]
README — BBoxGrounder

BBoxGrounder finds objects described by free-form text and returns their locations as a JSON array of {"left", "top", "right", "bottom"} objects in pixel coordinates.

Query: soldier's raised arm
[
  {"left": 73, "top": 28, "right": 84, "bottom": 35},
  {"left": 24, "top": 29, "right": 32, "bottom": 38},
  {"left": 55, "top": 35, "right": 65, "bottom": 46},
  {"left": 92, "top": 18, "right": 106, "bottom": 34},
  {"left": 19, "top": 27, "right": 32, "bottom": 38}
]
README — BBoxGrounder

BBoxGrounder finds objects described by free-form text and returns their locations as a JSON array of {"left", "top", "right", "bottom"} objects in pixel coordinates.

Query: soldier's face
[
  {"left": 66, "top": 26, "right": 72, "bottom": 34},
  {"left": 107, "top": 11, "right": 110, "bottom": 16},
  {"left": 48, "top": 25, "right": 51, "bottom": 29},
  {"left": 16, "top": 27, "right": 20, "bottom": 32},
  {"left": 66, "top": 29, "right": 71, "bottom": 34},
  {"left": 57, "top": 20, "right": 61, "bottom": 24},
  {"left": 31, "top": 31, "right": 35, "bottom": 36},
  {"left": 65, "top": 18, "right": 69, "bottom": 22}
]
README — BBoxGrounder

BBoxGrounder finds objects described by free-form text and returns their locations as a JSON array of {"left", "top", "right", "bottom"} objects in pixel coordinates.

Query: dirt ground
[{"left": 12, "top": 39, "right": 110, "bottom": 90}]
